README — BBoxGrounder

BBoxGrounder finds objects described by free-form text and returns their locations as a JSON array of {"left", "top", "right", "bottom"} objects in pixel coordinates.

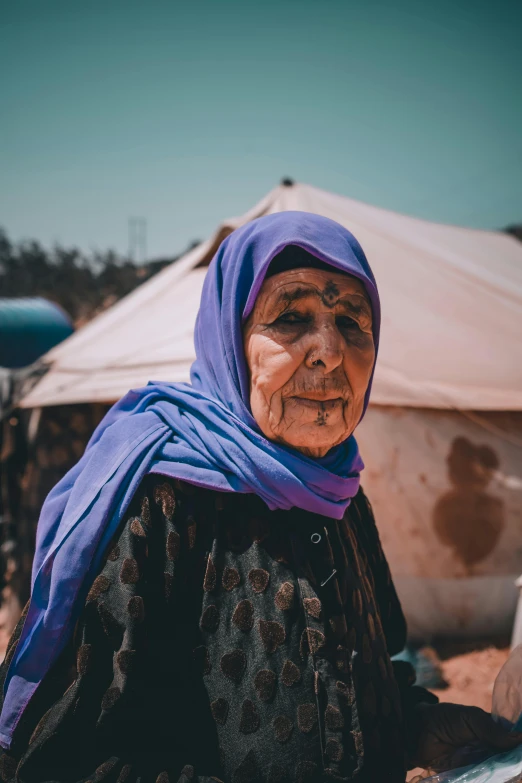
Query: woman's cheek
[
  {"left": 247, "top": 340, "right": 297, "bottom": 430},
  {"left": 345, "top": 341, "right": 375, "bottom": 382},
  {"left": 253, "top": 342, "right": 300, "bottom": 396}
]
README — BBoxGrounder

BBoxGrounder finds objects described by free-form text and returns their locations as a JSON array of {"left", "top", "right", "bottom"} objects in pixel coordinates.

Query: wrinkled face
[{"left": 243, "top": 266, "right": 375, "bottom": 459}]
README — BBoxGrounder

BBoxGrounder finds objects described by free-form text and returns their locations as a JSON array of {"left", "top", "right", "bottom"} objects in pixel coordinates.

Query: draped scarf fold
[{"left": 0, "top": 210, "right": 380, "bottom": 748}]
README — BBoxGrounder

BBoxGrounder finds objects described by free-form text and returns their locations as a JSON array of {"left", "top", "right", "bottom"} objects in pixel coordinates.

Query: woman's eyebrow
[
  {"left": 338, "top": 296, "right": 372, "bottom": 320},
  {"left": 273, "top": 286, "right": 317, "bottom": 308}
]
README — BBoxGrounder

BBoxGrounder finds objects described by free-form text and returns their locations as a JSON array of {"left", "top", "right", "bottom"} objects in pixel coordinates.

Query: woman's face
[{"left": 243, "top": 266, "right": 375, "bottom": 459}]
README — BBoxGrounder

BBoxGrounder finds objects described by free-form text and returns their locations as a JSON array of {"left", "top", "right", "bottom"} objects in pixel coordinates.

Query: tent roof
[{"left": 21, "top": 182, "right": 522, "bottom": 410}]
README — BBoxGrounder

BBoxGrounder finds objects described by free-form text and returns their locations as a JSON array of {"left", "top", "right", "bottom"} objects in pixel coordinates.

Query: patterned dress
[{"left": 0, "top": 475, "right": 430, "bottom": 783}]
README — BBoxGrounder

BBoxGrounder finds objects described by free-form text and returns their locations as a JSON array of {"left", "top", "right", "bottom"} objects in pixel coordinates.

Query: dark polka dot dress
[{"left": 0, "top": 476, "right": 426, "bottom": 783}]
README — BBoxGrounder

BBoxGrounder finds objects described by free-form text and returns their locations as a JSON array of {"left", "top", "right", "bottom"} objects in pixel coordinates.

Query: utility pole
[{"left": 128, "top": 217, "right": 147, "bottom": 264}]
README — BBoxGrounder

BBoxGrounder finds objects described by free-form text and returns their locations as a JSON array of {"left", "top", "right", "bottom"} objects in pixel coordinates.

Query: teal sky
[{"left": 1, "top": 0, "right": 521, "bottom": 259}]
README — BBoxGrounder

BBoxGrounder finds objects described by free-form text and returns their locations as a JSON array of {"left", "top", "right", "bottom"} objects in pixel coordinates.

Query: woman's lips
[{"left": 291, "top": 396, "right": 343, "bottom": 410}]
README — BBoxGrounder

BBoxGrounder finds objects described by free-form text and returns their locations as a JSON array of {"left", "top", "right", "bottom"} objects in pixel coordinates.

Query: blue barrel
[{"left": 0, "top": 298, "right": 74, "bottom": 368}]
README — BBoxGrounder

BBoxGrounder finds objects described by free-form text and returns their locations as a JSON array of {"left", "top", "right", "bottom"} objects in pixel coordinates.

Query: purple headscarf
[{"left": 0, "top": 211, "right": 380, "bottom": 748}]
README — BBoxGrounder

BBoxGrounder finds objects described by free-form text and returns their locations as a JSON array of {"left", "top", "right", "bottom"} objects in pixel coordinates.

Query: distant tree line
[
  {"left": 505, "top": 224, "right": 522, "bottom": 243},
  {"left": 0, "top": 229, "right": 200, "bottom": 326}
]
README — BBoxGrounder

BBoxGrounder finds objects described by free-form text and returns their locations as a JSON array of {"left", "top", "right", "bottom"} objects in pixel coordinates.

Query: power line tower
[{"left": 128, "top": 217, "right": 147, "bottom": 264}]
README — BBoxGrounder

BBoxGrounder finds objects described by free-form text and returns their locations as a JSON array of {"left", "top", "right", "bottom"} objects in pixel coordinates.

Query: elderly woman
[{"left": 0, "top": 213, "right": 518, "bottom": 783}]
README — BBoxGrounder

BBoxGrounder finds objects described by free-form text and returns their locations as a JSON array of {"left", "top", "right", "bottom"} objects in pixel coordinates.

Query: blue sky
[{"left": 1, "top": 0, "right": 521, "bottom": 259}]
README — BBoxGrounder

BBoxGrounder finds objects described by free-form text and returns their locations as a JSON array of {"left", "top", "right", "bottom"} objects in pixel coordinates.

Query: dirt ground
[{"left": 431, "top": 638, "right": 511, "bottom": 711}]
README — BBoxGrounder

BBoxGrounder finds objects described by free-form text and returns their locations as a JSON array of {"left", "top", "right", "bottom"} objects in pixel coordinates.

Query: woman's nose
[{"left": 305, "top": 322, "right": 344, "bottom": 373}]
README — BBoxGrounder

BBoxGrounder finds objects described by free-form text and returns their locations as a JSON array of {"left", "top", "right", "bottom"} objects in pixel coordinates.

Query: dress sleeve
[
  {"left": 353, "top": 488, "right": 407, "bottom": 657},
  {"left": 353, "top": 488, "right": 439, "bottom": 767},
  {"left": 0, "top": 476, "right": 223, "bottom": 783}
]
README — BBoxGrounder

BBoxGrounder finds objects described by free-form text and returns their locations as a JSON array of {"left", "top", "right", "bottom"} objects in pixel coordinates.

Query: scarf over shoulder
[{"left": 0, "top": 211, "right": 380, "bottom": 749}]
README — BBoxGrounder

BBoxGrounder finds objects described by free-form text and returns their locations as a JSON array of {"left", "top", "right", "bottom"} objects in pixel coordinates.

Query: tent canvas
[{"left": 21, "top": 181, "right": 522, "bottom": 411}]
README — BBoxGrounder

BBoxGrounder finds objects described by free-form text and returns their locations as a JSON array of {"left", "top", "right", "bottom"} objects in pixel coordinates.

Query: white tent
[
  {"left": 20, "top": 181, "right": 522, "bottom": 639},
  {"left": 22, "top": 181, "right": 522, "bottom": 411}
]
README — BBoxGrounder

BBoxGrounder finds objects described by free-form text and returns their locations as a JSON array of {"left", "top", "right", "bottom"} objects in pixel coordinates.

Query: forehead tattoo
[{"left": 321, "top": 280, "right": 341, "bottom": 308}]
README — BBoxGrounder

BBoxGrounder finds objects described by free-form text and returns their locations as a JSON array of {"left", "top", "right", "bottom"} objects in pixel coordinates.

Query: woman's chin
[{"left": 278, "top": 423, "right": 349, "bottom": 458}]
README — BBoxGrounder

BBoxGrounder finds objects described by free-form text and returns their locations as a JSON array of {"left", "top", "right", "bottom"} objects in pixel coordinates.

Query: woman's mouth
[{"left": 291, "top": 396, "right": 344, "bottom": 411}]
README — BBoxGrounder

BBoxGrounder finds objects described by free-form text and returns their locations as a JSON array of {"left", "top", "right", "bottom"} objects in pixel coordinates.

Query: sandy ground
[{"left": 432, "top": 640, "right": 510, "bottom": 711}]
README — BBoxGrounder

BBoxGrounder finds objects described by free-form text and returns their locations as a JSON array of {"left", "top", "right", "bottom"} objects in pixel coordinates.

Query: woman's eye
[
  {"left": 275, "top": 311, "right": 309, "bottom": 325},
  {"left": 336, "top": 315, "right": 358, "bottom": 330}
]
